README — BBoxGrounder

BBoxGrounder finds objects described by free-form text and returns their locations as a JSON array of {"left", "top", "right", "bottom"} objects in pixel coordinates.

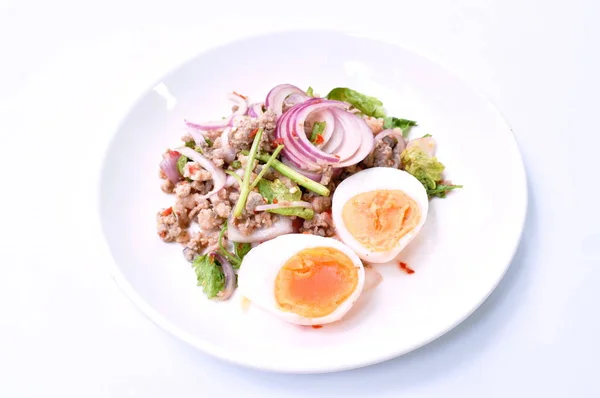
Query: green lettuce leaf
[
  {"left": 401, "top": 144, "right": 462, "bottom": 198},
  {"left": 383, "top": 117, "right": 418, "bottom": 137},
  {"left": 191, "top": 254, "right": 225, "bottom": 299},
  {"left": 257, "top": 179, "right": 314, "bottom": 220},
  {"left": 325, "top": 87, "right": 386, "bottom": 118}
]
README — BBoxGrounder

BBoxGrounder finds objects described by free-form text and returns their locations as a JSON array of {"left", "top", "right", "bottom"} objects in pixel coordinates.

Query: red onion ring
[
  {"left": 219, "top": 127, "right": 236, "bottom": 163},
  {"left": 280, "top": 157, "right": 323, "bottom": 182},
  {"left": 227, "top": 93, "right": 248, "bottom": 116},
  {"left": 177, "top": 147, "right": 226, "bottom": 199},
  {"left": 255, "top": 201, "right": 312, "bottom": 212},
  {"left": 248, "top": 102, "right": 264, "bottom": 118},
  {"left": 227, "top": 215, "right": 294, "bottom": 243},
  {"left": 374, "top": 128, "right": 407, "bottom": 153},
  {"left": 159, "top": 150, "right": 182, "bottom": 184},
  {"left": 183, "top": 94, "right": 246, "bottom": 132},
  {"left": 265, "top": 84, "right": 309, "bottom": 116},
  {"left": 213, "top": 253, "right": 236, "bottom": 301},
  {"left": 275, "top": 98, "right": 374, "bottom": 171}
]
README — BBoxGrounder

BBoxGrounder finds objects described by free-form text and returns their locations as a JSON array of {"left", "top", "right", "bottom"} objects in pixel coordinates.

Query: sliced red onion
[
  {"left": 248, "top": 102, "right": 264, "bottom": 118},
  {"left": 183, "top": 94, "right": 245, "bottom": 133},
  {"left": 185, "top": 118, "right": 229, "bottom": 132},
  {"left": 375, "top": 128, "right": 407, "bottom": 153},
  {"left": 160, "top": 150, "right": 182, "bottom": 184},
  {"left": 227, "top": 215, "right": 294, "bottom": 243},
  {"left": 363, "top": 266, "right": 383, "bottom": 292},
  {"left": 255, "top": 201, "right": 312, "bottom": 212},
  {"left": 224, "top": 169, "right": 244, "bottom": 188},
  {"left": 265, "top": 84, "right": 309, "bottom": 116},
  {"left": 218, "top": 127, "right": 236, "bottom": 163},
  {"left": 177, "top": 147, "right": 226, "bottom": 199},
  {"left": 213, "top": 253, "right": 235, "bottom": 301},
  {"left": 275, "top": 98, "right": 374, "bottom": 172},
  {"left": 280, "top": 156, "right": 323, "bottom": 182},
  {"left": 227, "top": 93, "right": 248, "bottom": 116}
]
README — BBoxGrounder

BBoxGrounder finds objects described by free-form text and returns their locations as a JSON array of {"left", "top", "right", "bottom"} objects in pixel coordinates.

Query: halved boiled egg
[
  {"left": 332, "top": 167, "right": 429, "bottom": 264},
  {"left": 237, "top": 234, "right": 365, "bottom": 326}
]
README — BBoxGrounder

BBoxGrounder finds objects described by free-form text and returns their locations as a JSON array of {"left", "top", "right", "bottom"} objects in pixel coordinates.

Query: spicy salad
[{"left": 157, "top": 84, "right": 461, "bottom": 322}]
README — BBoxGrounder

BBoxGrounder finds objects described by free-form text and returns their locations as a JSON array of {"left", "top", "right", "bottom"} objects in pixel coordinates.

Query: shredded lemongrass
[
  {"left": 233, "top": 128, "right": 264, "bottom": 217},
  {"left": 249, "top": 145, "right": 284, "bottom": 190},
  {"left": 243, "top": 151, "right": 330, "bottom": 197}
]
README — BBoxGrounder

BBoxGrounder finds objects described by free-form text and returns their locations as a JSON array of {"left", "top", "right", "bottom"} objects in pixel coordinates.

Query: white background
[{"left": 0, "top": 0, "right": 598, "bottom": 397}]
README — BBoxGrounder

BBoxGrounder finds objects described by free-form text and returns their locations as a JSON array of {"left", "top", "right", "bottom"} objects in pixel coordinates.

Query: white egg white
[
  {"left": 331, "top": 167, "right": 429, "bottom": 263},
  {"left": 237, "top": 234, "right": 365, "bottom": 326}
]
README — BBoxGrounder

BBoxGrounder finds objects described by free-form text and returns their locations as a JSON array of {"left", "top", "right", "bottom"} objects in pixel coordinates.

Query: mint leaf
[
  {"left": 310, "top": 121, "right": 326, "bottom": 144},
  {"left": 191, "top": 254, "right": 225, "bottom": 299},
  {"left": 326, "top": 87, "right": 385, "bottom": 118},
  {"left": 383, "top": 117, "right": 417, "bottom": 137},
  {"left": 257, "top": 179, "right": 314, "bottom": 220}
]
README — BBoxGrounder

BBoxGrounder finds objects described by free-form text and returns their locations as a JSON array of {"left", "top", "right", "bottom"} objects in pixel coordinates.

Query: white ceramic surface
[{"left": 99, "top": 31, "right": 527, "bottom": 373}]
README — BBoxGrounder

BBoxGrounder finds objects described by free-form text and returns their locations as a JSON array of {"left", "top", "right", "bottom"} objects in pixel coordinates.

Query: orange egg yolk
[
  {"left": 342, "top": 190, "right": 421, "bottom": 252},
  {"left": 275, "top": 247, "right": 358, "bottom": 318}
]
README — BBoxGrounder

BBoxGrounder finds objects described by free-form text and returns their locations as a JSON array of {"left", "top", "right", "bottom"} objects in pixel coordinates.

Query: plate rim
[{"left": 95, "top": 28, "right": 529, "bottom": 374}]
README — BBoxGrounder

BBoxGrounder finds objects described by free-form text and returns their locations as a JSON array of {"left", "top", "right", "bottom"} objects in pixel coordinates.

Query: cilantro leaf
[
  {"left": 383, "top": 117, "right": 418, "bottom": 137},
  {"left": 306, "top": 86, "right": 314, "bottom": 97},
  {"left": 257, "top": 179, "right": 314, "bottom": 220},
  {"left": 310, "top": 121, "right": 327, "bottom": 144},
  {"left": 191, "top": 254, "right": 225, "bottom": 299},
  {"left": 234, "top": 242, "right": 252, "bottom": 262},
  {"left": 325, "top": 87, "right": 386, "bottom": 118}
]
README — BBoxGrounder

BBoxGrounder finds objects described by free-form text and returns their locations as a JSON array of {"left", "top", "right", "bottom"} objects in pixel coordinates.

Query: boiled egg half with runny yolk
[
  {"left": 237, "top": 234, "right": 365, "bottom": 326},
  {"left": 332, "top": 167, "right": 429, "bottom": 264}
]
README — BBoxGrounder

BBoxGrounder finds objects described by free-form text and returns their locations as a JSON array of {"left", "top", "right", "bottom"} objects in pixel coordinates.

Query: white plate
[{"left": 99, "top": 30, "right": 527, "bottom": 373}]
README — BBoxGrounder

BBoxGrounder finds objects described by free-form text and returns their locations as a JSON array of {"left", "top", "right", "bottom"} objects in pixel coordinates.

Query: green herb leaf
[
  {"left": 177, "top": 155, "right": 188, "bottom": 176},
  {"left": 234, "top": 243, "right": 252, "bottom": 262},
  {"left": 309, "top": 121, "right": 327, "bottom": 144},
  {"left": 257, "top": 179, "right": 314, "bottom": 220},
  {"left": 326, "top": 87, "right": 386, "bottom": 118},
  {"left": 230, "top": 160, "right": 242, "bottom": 170},
  {"left": 422, "top": 133, "right": 432, "bottom": 138},
  {"left": 401, "top": 144, "right": 462, "bottom": 199},
  {"left": 191, "top": 254, "right": 225, "bottom": 299},
  {"left": 306, "top": 86, "right": 314, "bottom": 97},
  {"left": 426, "top": 184, "right": 463, "bottom": 198},
  {"left": 383, "top": 117, "right": 418, "bottom": 137},
  {"left": 205, "top": 138, "right": 213, "bottom": 147},
  {"left": 184, "top": 141, "right": 196, "bottom": 148}
]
